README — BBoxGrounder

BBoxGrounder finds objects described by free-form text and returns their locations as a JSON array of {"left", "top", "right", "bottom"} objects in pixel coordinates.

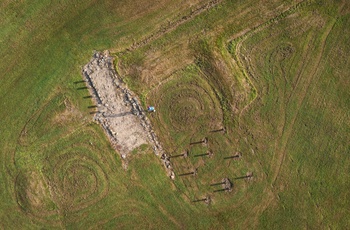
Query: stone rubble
[
  {"left": 223, "top": 178, "right": 233, "bottom": 192},
  {"left": 82, "top": 51, "right": 174, "bottom": 178}
]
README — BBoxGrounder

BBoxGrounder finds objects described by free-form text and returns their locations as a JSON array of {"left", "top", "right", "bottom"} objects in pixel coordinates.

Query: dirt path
[{"left": 82, "top": 51, "right": 173, "bottom": 177}]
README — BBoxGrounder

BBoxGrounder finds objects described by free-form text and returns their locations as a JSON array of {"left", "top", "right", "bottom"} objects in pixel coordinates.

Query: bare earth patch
[
  {"left": 82, "top": 51, "right": 174, "bottom": 177},
  {"left": 83, "top": 52, "right": 147, "bottom": 153}
]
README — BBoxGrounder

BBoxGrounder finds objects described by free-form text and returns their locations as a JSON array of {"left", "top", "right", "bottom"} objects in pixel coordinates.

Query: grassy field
[{"left": 1, "top": 0, "right": 349, "bottom": 229}]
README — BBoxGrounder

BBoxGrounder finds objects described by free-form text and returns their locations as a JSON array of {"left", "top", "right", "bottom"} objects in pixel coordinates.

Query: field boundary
[
  {"left": 123, "top": 0, "right": 222, "bottom": 52},
  {"left": 227, "top": 0, "right": 314, "bottom": 127}
]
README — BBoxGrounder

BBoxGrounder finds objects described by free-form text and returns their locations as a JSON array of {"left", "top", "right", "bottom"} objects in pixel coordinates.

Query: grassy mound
[{"left": 149, "top": 65, "right": 222, "bottom": 144}]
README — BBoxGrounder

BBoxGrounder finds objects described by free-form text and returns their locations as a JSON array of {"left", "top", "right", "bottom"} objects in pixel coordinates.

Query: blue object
[{"left": 148, "top": 106, "right": 155, "bottom": 112}]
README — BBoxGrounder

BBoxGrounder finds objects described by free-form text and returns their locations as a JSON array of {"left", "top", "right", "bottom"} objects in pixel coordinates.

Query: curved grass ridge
[
  {"left": 1, "top": 0, "right": 349, "bottom": 228},
  {"left": 146, "top": 65, "right": 258, "bottom": 202},
  {"left": 47, "top": 146, "right": 109, "bottom": 212},
  {"left": 11, "top": 92, "right": 116, "bottom": 225},
  {"left": 15, "top": 170, "right": 60, "bottom": 225},
  {"left": 149, "top": 65, "right": 222, "bottom": 147}
]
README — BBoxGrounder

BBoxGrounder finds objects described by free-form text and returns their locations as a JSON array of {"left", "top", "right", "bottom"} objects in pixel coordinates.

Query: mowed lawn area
[{"left": 1, "top": 0, "right": 349, "bottom": 229}]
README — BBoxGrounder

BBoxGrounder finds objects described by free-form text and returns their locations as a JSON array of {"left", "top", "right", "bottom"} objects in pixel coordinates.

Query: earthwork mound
[
  {"left": 42, "top": 127, "right": 112, "bottom": 223},
  {"left": 149, "top": 65, "right": 223, "bottom": 145},
  {"left": 15, "top": 170, "right": 59, "bottom": 225},
  {"left": 14, "top": 93, "right": 115, "bottom": 225}
]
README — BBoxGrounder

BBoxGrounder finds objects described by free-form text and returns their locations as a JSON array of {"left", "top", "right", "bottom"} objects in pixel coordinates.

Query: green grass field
[{"left": 1, "top": 0, "right": 349, "bottom": 229}]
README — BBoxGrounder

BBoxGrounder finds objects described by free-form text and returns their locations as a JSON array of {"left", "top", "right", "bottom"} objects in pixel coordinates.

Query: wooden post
[
  {"left": 192, "top": 196, "right": 211, "bottom": 204},
  {"left": 211, "top": 178, "right": 233, "bottom": 192},
  {"left": 234, "top": 172, "right": 253, "bottom": 180},
  {"left": 193, "top": 151, "right": 213, "bottom": 158},
  {"left": 224, "top": 152, "right": 242, "bottom": 160},
  {"left": 192, "top": 198, "right": 207, "bottom": 203},
  {"left": 178, "top": 171, "right": 195, "bottom": 177},
  {"left": 190, "top": 140, "right": 204, "bottom": 145},
  {"left": 169, "top": 150, "right": 188, "bottom": 159},
  {"left": 194, "top": 152, "right": 210, "bottom": 157},
  {"left": 190, "top": 137, "right": 208, "bottom": 145},
  {"left": 210, "top": 127, "right": 226, "bottom": 133},
  {"left": 169, "top": 153, "right": 185, "bottom": 159},
  {"left": 213, "top": 188, "right": 229, "bottom": 193}
]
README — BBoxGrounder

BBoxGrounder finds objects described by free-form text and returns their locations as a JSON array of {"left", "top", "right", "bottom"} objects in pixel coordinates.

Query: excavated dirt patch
[
  {"left": 83, "top": 52, "right": 147, "bottom": 155},
  {"left": 82, "top": 51, "right": 174, "bottom": 177}
]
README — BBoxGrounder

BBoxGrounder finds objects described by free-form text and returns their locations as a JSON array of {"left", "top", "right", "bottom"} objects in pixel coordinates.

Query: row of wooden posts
[
  {"left": 170, "top": 136, "right": 243, "bottom": 176},
  {"left": 192, "top": 173, "right": 254, "bottom": 204},
  {"left": 169, "top": 133, "right": 253, "bottom": 204},
  {"left": 166, "top": 130, "right": 253, "bottom": 204}
]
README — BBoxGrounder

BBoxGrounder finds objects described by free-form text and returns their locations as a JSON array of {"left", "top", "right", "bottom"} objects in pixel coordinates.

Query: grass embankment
[
  {"left": 1, "top": 0, "right": 349, "bottom": 229},
  {"left": 119, "top": 0, "right": 350, "bottom": 229}
]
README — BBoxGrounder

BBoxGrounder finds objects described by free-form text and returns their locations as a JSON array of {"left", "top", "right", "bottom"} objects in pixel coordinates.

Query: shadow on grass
[
  {"left": 77, "top": 86, "right": 88, "bottom": 90},
  {"left": 74, "top": 80, "right": 86, "bottom": 84}
]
